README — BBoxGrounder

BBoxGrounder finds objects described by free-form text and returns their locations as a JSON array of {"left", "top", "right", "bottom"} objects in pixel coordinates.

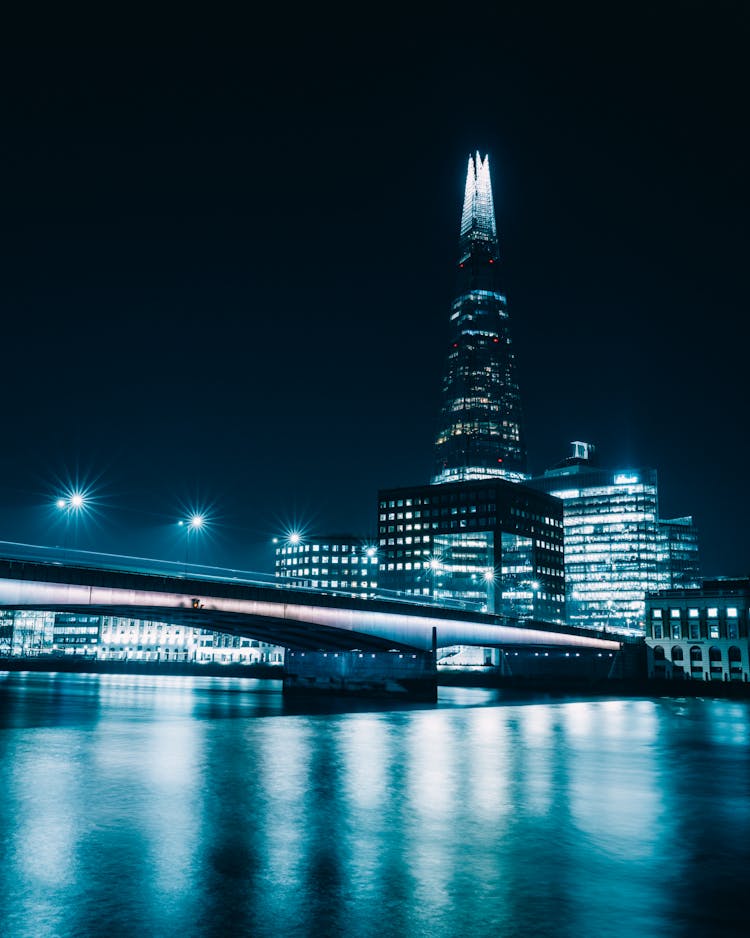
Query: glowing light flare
[
  {"left": 56, "top": 490, "right": 89, "bottom": 512},
  {"left": 179, "top": 514, "right": 205, "bottom": 531}
]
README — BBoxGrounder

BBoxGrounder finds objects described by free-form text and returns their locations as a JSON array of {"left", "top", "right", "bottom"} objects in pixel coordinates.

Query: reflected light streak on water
[{"left": 0, "top": 671, "right": 749, "bottom": 938}]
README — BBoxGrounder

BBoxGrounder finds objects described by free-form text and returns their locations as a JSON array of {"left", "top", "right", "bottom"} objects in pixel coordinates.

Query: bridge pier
[{"left": 282, "top": 648, "right": 438, "bottom": 701}]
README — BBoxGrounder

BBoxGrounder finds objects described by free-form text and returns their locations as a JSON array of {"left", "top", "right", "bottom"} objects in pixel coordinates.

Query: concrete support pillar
[{"left": 283, "top": 648, "right": 437, "bottom": 701}]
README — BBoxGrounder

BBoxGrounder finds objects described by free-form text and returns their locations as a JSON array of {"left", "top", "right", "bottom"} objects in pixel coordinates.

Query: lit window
[
  {"left": 688, "top": 608, "right": 699, "bottom": 618},
  {"left": 727, "top": 607, "right": 738, "bottom": 617},
  {"left": 708, "top": 608, "right": 718, "bottom": 618},
  {"left": 670, "top": 609, "right": 680, "bottom": 618}
]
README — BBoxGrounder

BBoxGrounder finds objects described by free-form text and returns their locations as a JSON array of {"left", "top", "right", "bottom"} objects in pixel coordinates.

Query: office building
[
  {"left": 273, "top": 533, "right": 379, "bottom": 597},
  {"left": 51, "top": 613, "right": 101, "bottom": 655},
  {"left": 530, "top": 442, "right": 699, "bottom": 631},
  {"left": 99, "top": 617, "right": 280, "bottom": 664},
  {"left": 377, "top": 479, "right": 565, "bottom": 621},
  {"left": 0, "top": 609, "right": 281, "bottom": 665},
  {"left": 660, "top": 516, "right": 701, "bottom": 589}
]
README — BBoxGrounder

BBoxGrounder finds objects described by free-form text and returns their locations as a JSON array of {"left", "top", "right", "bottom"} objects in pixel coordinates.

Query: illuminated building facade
[
  {"left": 376, "top": 479, "right": 565, "bottom": 621},
  {"left": 433, "top": 152, "right": 527, "bottom": 485},
  {"left": 530, "top": 442, "right": 700, "bottom": 631},
  {"left": 0, "top": 610, "right": 54, "bottom": 657},
  {"left": 646, "top": 578, "right": 749, "bottom": 682},
  {"left": 660, "top": 516, "right": 701, "bottom": 590},
  {"left": 374, "top": 154, "right": 564, "bottom": 622},
  {"left": 273, "top": 534, "right": 379, "bottom": 597},
  {"left": 0, "top": 610, "right": 281, "bottom": 664},
  {"left": 99, "top": 618, "right": 280, "bottom": 664},
  {"left": 53, "top": 613, "right": 101, "bottom": 655}
]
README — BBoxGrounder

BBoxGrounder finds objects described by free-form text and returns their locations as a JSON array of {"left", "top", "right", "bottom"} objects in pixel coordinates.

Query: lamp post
[
  {"left": 178, "top": 513, "right": 205, "bottom": 572},
  {"left": 56, "top": 490, "right": 88, "bottom": 557},
  {"left": 483, "top": 568, "right": 496, "bottom": 614},
  {"left": 427, "top": 557, "right": 442, "bottom": 603},
  {"left": 530, "top": 580, "right": 540, "bottom": 622}
]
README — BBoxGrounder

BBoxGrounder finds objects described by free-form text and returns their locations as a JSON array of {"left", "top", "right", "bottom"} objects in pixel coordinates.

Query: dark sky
[{"left": 1, "top": 4, "right": 748, "bottom": 576}]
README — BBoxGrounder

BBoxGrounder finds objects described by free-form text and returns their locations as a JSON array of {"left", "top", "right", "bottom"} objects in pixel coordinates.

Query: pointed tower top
[{"left": 459, "top": 151, "right": 497, "bottom": 245}]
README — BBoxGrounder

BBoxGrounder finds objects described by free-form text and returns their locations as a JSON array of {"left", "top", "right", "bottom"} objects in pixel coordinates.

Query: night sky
[{"left": 1, "top": 5, "right": 748, "bottom": 577}]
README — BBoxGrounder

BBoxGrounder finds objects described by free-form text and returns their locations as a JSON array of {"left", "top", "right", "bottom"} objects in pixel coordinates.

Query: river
[{"left": 0, "top": 671, "right": 748, "bottom": 937}]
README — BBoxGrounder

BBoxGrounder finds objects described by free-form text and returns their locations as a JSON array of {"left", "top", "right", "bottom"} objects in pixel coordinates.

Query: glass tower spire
[{"left": 433, "top": 152, "right": 528, "bottom": 484}]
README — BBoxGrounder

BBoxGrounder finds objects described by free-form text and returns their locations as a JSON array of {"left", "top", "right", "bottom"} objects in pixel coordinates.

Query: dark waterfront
[{"left": 1, "top": 672, "right": 748, "bottom": 938}]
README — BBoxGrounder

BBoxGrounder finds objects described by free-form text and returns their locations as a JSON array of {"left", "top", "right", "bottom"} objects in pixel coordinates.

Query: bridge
[{"left": 0, "top": 541, "right": 624, "bottom": 699}]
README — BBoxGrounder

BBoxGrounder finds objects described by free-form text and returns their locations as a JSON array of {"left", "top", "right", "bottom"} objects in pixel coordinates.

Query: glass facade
[
  {"left": 274, "top": 534, "right": 379, "bottom": 597},
  {"left": 530, "top": 443, "right": 700, "bottom": 632},
  {"left": 433, "top": 153, "right": 527, "bottom": 485},
  {"left": 659, "top": 516, "right": 701, "bottom": 589},
  {"left": 0, "top": 610, "right": 54, "bottom": 656},
  {"left": 377, "top": 479, "right": 565, "bottom": 621}
]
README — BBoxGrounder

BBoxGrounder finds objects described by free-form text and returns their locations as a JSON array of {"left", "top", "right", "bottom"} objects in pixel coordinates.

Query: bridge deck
[{"left": 0, "top": 552, "right": 625, "bottom": 654}]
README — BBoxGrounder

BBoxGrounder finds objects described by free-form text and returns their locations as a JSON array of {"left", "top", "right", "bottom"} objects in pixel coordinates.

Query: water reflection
[{"left": 0, "top": 672, "right": 748, "bottom": 937}]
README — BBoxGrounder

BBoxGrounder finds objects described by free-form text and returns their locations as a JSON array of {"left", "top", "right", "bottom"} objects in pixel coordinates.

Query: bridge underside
[
  {"left": 2, "top": 601, "right": 624, "bottom": 656},
  {"left": 2, "top": 603, "right": 422, "bottom": 653}
]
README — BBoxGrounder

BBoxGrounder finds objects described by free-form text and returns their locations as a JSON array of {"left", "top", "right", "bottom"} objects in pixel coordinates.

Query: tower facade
[
  {"left": 529, "top": 442, "right": 700, "bottom": 632},
  {"left": 433, "top": 152, "right": 527, "bottom": 485}
]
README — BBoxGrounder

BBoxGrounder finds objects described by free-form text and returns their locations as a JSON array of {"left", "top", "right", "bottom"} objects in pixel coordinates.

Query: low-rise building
[
  {"left": 273, "top": 533, "right": 379, "bottom": 598},
  {"left": 645, "top": 577, "right": 749, "bottom": 682}
]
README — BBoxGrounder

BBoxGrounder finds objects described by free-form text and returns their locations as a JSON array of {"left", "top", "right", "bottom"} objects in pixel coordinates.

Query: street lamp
[
  {"left": 56, "top": 489, "right": 89, "bottom": 555},
  {"left": 530, "top": 580, "right": 540, "bottom": 621},
  {"left": 178, "top": 514, "right": 206, "bottom": 570},
  {"left": 483, "top": 568, "right": 496, "bottom": 614},
  {"left": 426, "top": 556, "right": 443, "bottom": 602}
]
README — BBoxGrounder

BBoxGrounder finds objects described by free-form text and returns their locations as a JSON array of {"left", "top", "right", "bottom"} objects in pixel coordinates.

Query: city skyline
[{"left": 1, "top": 7, "right": 748, "bottom": 578}]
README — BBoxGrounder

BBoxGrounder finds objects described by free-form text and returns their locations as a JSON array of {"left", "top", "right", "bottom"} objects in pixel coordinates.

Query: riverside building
[
  {"left": 379, "top": 153, "right": 564, "bottom": 623},
  {"left": 377, "top": 153, "right": 566, "bottom": 621},
  {"left": 0, "top": 610, "right": 282, "bottom": 665},
  {"left": 273, "top": 533, "right": 379, "bottom": 597},
  {"left": 377, "top": 478, "right": 564, "bottom": 621},
  {"left": 645, "top": 577, "right": 749, "bottom": 682},
  {"left": 529, "top": 442, "right": 700, "bottom": 632}
]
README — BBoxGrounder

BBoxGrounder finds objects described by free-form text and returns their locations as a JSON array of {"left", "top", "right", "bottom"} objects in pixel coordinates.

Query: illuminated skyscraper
[
  {"left": 378, "top": 153, "right": 561, "bottom": 625},
  {"left": 433, "top": 152, "right": 527, "bottom": 485},
  {"left": 530, "top": 442, "right": 700, "bottom": 632}
]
